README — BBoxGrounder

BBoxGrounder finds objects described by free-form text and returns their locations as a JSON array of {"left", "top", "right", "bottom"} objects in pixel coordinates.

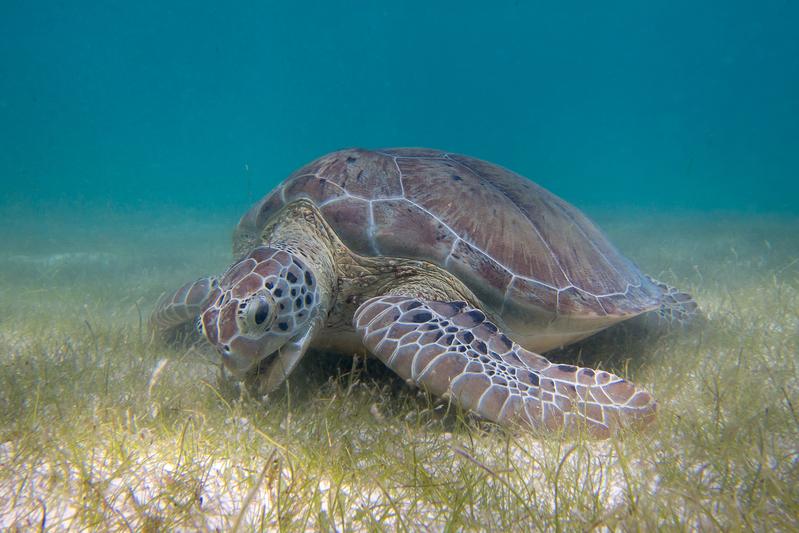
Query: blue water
[{"left": 1, "top": 1, "right": 797, "bottom": 213}]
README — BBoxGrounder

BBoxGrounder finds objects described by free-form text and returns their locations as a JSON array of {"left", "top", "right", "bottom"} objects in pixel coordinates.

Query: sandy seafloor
[{"left": 0, "top": 202, "right": 797, "bottom": 530}]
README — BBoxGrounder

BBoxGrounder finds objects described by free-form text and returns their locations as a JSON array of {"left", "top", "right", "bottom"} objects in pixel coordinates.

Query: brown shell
[{"left": 235, "top": 148, "right": 661, "bottom": 320}]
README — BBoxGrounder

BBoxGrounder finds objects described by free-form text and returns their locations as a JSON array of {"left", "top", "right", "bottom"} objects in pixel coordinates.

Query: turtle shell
[{"left": 236, "top": 148, "right": 660, "bottom": 326}]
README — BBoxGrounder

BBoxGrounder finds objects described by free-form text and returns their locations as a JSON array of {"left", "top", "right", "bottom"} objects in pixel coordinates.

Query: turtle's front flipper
[
  {"left": 354, "top": 296, "right": 657, "bottom": 438},
  {"left": 647, "top": 276, "right": 699, "bottom": 326},
  {"left": 150, "top": 277, "right": 219, "bottom": 340}
]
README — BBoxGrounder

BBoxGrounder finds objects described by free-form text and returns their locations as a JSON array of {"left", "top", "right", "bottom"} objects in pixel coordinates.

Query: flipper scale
[{"left": 150, "top": 277, "right": 219, "bottom": 336}]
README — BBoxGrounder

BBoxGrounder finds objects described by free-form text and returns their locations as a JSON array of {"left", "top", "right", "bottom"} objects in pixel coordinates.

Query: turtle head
[{"left": 199, "top": 246, "right": 321, "bottom": 378}]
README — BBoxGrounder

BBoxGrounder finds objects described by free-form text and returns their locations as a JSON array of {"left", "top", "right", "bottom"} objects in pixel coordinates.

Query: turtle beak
[
  {"left": 248, "top": 316, "right": 324, "bottom": 395},
  {"left": 219, "top": 345, "right": 253, "bottom": 376},
  {"left": 221, "top": 334, "right": 285, "bottom": 378}
]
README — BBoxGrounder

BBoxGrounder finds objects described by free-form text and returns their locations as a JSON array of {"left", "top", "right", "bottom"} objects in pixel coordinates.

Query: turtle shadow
[
  {"left": 297, "top": 348, "right": 423, "bottom": 403},
  {"left": 544, "top": 313, "right": 689, "bottom": 371},
  {"left": 283, "top": 349, "right": 469, "bottom": 430}
]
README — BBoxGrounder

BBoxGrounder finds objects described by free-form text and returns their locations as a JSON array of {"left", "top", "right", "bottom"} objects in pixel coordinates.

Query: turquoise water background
[{"left": 1, "top": 1, "right": 797, "bottom": 213}]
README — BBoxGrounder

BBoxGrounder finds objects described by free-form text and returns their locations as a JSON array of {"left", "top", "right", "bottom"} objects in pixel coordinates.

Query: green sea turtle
[{"left": 151, "top": 148, "right": 697, "bottom": 437}]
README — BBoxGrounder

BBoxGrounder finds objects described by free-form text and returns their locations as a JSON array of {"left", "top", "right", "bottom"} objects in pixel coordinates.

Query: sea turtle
[{"left": 151, "top": 148, "right": 697, "bottom": 437}]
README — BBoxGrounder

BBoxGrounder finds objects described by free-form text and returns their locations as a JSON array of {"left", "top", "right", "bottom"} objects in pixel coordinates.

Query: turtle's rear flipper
[
  {"left": 647, "top": 276, "right": 700, "bottom": 327},
  {"left": 354, "top": 295, "right": 657, "bottom": 438},
  {"left": 150, "top": 276, "right": 219, "bottom": 343}
]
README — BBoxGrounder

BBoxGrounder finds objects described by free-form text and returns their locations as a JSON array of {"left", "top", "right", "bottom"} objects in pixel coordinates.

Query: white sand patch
[{"left": 0, "top": 433, "right": 653, "bottom": 531}]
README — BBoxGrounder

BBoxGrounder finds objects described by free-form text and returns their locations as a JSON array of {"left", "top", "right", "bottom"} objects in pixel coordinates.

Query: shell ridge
[
  {"left": 367, "top": 200, "right": 381, "bottom": 255},
  {"left": 447, "top": 156, "right": 574, "bottom": 289},
  {"left": 382, "top": 153, "right": 406, "bottom": 198},
  {"left": 448, "top": 154, "right": 657, "bottom": 304},
  {"left": 548, "top": 195, "right": 643, "bottom": 294}
]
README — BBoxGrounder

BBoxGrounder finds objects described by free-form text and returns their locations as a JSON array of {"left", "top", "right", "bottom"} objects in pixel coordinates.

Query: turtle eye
[
  {"left": 240, "top": 292, "right": 275, "bottom": 335},
  {"left": 253, "top": 300, "right": 270, "bottom": 325}
]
